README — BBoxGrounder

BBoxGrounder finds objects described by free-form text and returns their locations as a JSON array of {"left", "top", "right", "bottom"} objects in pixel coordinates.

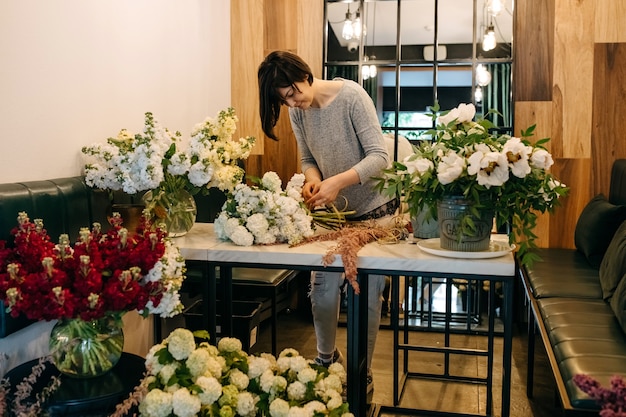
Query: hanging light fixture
[
  {"left": 487, "top": 0, "right": 504, "bottom": 16},
  {"left": 342, "top": 3, "right": 365, "bottom": 42},
  {"left": 361, "top": 3, "right": 377, "bottom": 80},
  {"left": 475, "top": 86, "right": 483, "bottom": 103},
  {"left": 362, "top": 56, "right": 376, "bottom": 80},
  {"left": 369, "top": 60, "right": 377, "bottom": 78},
  {"left": 352, "top": 8, "right": 362, "bottom": 40},
  {"left": 482, "top": 21, "right": 496, "bottom": 51},
  {"left": 475, "top": 64, "right": 492, "bottom": 86},
  {"left": 342, "top": 5, "right": 354, "bottom": 40}
]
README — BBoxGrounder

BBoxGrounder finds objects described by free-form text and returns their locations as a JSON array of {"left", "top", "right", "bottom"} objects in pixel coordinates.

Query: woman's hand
[
  {"left": 305, "top": 178, "right": 341, "bottom": 208},
  {"left": 302, "top": 179, "right": 320, "bottom": 201}
]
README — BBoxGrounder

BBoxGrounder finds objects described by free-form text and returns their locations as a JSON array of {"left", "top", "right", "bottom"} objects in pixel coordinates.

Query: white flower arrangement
[
  {"left": 214, "top": 172, "right": 314, "bottom": 246},
  {"left": 170, "top": 107, "right": 256, "bottom": 193},
  {"left": 135, "top": 328, "right": 354, "bottom": 417},
  {"left": 82, "top": 112, "right": 178, "bottom": 195},
  {"left": 376, "top": 102, "right": 569, "bottom": 265},
  {"left": 82, "top": 107, "right": 255, "bottom": 196}
]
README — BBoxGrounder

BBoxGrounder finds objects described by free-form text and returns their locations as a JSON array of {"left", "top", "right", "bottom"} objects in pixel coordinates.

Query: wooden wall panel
[
  {"left": 515, "top": 0, "right": 626, "bottom": 249},
  {"left": 592, "top": 43, "right": 626, "bottom": 196},
  {"left": 550, "top": 158, "right": 591, "bottom": 248},
  {"left": 231, "top": 0, "right": 265, "bottom": 155},
  {"left": 595, "top": 1, "right": 626, "bottom": 42},
  {"left": 553, "top": 0, "right": 594, "bottom": 159},
  {"left": 264, "top": 0, "right": 298, "bottom": 52},
  {"left": 512, "top": 0, "right": 553, "bottom": 102},
  {"left": 515, "top": 102, "right": 554, "bottom": 247},
  {"left": 297, "top": 0, "right": 324, "bottom": 77},
  {"left": 233, "top": 0, "right": 324, "bottom": 186},
  {"left": 514, "top": 102, "right": 553, "bottom": 148}
]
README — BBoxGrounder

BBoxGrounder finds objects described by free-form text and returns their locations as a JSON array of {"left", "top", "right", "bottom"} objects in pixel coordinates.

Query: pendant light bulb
[
  {"left": 475, "top": 86, "right": 483, "bottom": 103},
  {"left": 488, "top": 0, "right": 503, "bottom": 16},
  {"left": 482, "top": 25, "right": 496, "bottom": 51},
  {"left": 475, "top": 64, "right": 492, "bottom": 86},
  {"left": 352, "top": 10, "right": 362, "bottom": 39},
  {"left": 342, "top": 8, "right": 354, "bottom": 40}
]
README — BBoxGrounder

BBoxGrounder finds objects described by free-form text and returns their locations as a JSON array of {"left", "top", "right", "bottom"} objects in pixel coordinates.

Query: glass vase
[
  {"left": 49, "top": 314, "right": 124, "bottom": 378},
  {"left": 108, "top": 203, "right": 146, "bottom": 235},
  {"left": 437, "top": 195, "right": 494, "bottom": 251},
  {"left": 143, "top": 188, "right": 197, "bottom": 237}
]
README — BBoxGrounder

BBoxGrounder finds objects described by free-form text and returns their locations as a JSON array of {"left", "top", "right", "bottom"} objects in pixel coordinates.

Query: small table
[{"left": 4, "top": 352, "right": 145, "bottom": 417}]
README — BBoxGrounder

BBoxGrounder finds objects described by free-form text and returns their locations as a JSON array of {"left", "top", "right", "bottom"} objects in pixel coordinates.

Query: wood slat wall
[
  {"left": 514, "top": 0, "right": 626, "bottom": 248},
  {"left": 231, "top": 0, "right": 323, "bottom": 186}
]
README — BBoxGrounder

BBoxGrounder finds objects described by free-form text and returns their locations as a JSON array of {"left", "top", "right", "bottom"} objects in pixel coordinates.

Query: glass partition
[{"left": 324, "top": 0, "right": 514, "bottom": 150}]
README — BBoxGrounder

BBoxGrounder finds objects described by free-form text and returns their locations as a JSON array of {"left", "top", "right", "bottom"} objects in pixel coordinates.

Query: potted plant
[{"left": 375, "top": 103, "right": 569, "bottom": 265}]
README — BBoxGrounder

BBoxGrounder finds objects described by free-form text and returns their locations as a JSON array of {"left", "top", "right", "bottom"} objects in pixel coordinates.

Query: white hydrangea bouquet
[
  {"left": 214, "top": 172, "right": 314, "bottom": 246},
  {"left": 131, "top": 328, "right": 354, "bottom": 417}
]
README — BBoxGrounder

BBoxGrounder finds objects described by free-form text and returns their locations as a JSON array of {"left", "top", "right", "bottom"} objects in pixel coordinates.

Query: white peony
[
  {"left": 437, "top": 152, "right": 466, "bottom": 185},
  {"left": 438, "top": 102, "right": 476, "bottom": 125},
  {"left": 467, "top": 150, "right": 509, "bottom": 187}
]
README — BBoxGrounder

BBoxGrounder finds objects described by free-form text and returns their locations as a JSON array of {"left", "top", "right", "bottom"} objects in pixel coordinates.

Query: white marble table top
[{"left": 172, "top": 223, "right": 516, "bottom": 277}]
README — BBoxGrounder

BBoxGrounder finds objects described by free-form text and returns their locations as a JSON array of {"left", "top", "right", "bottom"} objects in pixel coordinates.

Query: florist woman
[{"left": 257, "top": 50, "right": 398, "bottom": 398}]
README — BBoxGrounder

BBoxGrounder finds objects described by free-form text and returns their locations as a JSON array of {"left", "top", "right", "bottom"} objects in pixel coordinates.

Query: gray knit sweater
[{"left": 288, "top": 79, "right": 392, "bottom": 217}]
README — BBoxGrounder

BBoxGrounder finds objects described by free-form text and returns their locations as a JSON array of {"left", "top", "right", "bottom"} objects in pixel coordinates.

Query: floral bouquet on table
[
  {"left": 118, "top": 328, "right": 353, "bottom": 417},
  {"left": 375, "top": 102, "right": 569, "bottom": 265},
  {"left": 214, "top": 172, "right": 315, "bottom": 246},
  {"left": 82, "top": 107, "right": 256, "bottom": 235},
  {"left": 0, "top": 211, "right": 186, "bottom": 377}
]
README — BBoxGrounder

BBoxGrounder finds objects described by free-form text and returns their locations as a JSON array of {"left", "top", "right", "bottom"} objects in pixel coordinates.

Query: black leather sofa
[{"left": 520, "top": 159, "right": 626, "bottom": 415}]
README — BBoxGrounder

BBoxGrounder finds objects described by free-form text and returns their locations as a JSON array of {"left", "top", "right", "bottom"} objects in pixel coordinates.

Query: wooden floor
[
  {"left": 166, "top": 280, "right": 565, "bottom": 417},
  {"left": 249, "top": 312, "right": 558, "bottom": 417}
]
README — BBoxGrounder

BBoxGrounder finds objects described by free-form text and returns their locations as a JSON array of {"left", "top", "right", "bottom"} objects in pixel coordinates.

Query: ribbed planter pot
[{"left": 437, "top": 196, "right": 493, "bottom": 251}]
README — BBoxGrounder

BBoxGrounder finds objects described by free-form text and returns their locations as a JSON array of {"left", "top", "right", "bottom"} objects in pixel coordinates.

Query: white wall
[
  {"left": 0, "top": 0, "right": 231, "bottom": 183},
  {"left": 0, "top": 0, "right": 231, "bottom": 364}
]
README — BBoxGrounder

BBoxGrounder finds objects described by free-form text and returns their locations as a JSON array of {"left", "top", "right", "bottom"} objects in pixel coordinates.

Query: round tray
[{"left": 417, "top": 238, "right": 515, "bottom": 259}]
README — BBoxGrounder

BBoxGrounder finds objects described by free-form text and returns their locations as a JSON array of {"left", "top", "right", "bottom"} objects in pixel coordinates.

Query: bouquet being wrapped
[{"left": 214, "top": 172, "right": 314, "bottom": 246}]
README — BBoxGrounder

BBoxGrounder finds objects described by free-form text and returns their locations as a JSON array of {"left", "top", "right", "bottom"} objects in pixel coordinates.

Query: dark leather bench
[{"left": 520, "top": 159, "right": 626, "bottom": 414}]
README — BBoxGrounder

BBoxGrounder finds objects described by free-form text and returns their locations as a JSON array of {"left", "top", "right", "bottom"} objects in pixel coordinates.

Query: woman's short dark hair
[{"left": 258, "top": 50, "right": 313, "bottom": 140}]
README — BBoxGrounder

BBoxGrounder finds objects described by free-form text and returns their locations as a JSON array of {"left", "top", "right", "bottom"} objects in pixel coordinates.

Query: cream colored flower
[
  {"left": 195, "top": 375, "right": 222, "bottom": 405},
  {"left": 530, "top": 148, "right": 554, "bottom": 170},
  {"left": 287, "top": 380, "right": 307, "bottom": 401},
  {"left": 166, "top": 328, "right": 196, "bottom": 360},
  {"left": 172, "top": 388, "right": 202, "bottom": 417},
  {"left": 438, "top": 102, "right": 476, "bottom": 125},
  {"left": 269, "top": 398, "right": 290, "bottom": 417},
  {"left": 437, "top": 152, "right": 466, "bottom": 185},
  {"left": 138, "top": 389, "right": 173, "bottom": 417},
  {"left": 218, "top": 337, "right": 244, "bottom": 353},
  {"left": 467, "top": 150, "right": 509, "bottom": 187}
]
